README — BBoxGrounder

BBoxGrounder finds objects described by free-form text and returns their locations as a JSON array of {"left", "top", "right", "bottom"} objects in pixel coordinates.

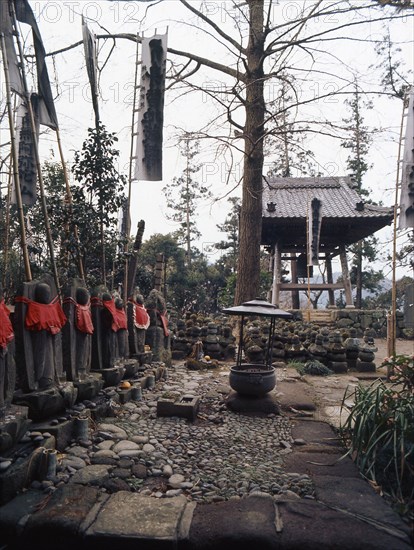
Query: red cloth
[
  {"left": 129, "top": 300, "right": 150, "bottom": 330},
  {"left": 75, "top": 303, "right": 94, "bottom": 334},
  {"left": 63, "top": 297, "right": 94, "bottom": 335},
  {"left": 16, "top": 296, "right": 67, "bottom": 335},
  {"left": 147, "top": 308, "right": 169, "bottom": 337},
  {"left": 0, "top": 300, "right": 14, "bottom": 349},
  {"left": 159, "top": 313, "right": 170, "bottom": 337},
  {"left": 102, "top": 299, "right": 127, "bottom": 332}
]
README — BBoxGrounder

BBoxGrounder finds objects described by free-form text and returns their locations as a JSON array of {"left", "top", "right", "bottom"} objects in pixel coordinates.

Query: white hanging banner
[
  {"left": 399, "top": 88, "right": 414, "bottom": 229},
  {"left": 134, "top": 32, "right": 167, "bottom": 182},
  {"left": 0, "top": 0, "right": 24, "bottom": 95}
]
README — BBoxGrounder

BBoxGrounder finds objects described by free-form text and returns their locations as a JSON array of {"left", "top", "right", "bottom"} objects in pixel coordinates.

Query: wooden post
[
  {"left": 154, "top": 253, "right": 164, "bottom": 292},
  {"left": 326, "top": 254, "right": 336, "bottom": 307},
  {"left": 2, "top": 138, "right": 14, "bottom": 288},
  {"left": 126, "top": 220, "right": 145, "bottom": 298},
  {"left": 339, "top": 244, "right": 354, "bottom": 308},
  {"left": 123, "top": 35, "right": 141, "bottom": 305},
  {"left": 388, "top": 95, "right": 407, "bottom": 360},
  {"left": 290, "top": 253, "right": 300, "bottom": 309},
  {"left": 271, "top": 242, "right": 281, "bottom": 306},
  {"left": 55, "top": 128, "right": 85, "bottom": 281}
]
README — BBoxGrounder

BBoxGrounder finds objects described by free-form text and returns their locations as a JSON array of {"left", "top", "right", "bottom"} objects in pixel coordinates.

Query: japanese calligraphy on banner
[
  {"left": 11, "top": 96, "right": 40, "bottom": 207},
  {"left": 134, "top": 33, "right": 168, "bottom": 182}
]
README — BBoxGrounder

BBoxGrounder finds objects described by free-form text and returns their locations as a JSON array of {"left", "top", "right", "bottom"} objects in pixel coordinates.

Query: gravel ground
[{"left": 29, "top": 362, "right": 315, "bottom": 503}]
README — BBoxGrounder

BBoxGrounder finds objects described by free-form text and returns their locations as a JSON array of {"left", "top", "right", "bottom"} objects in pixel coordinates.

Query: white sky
[{"left": 1, "top": 0, "right": 413, "bottom": 277}]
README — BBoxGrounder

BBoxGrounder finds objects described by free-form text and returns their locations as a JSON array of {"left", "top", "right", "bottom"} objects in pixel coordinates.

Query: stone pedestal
[
  {"left": 121, "top": 360, "right": 139, "bottom": 379},
  {"left": 73, "top": 374, "right": 104, "bottom": 402},
  {"left": 92, "top": 366, "right": 125, "bottom": 388},
  {"left": 157, "top": 395, "right": 200, "bottom": 421},
  {"left": 226, "top": 391, "right": 280, "bottom": 414},
  {"left": 0, "top": 405, "right": 30, "bottom": 454},
  {"left": 13, "top": 387, "right": 66, "bottom": 421},
  {"left": 31, "top": 416, "right": 85, "bottom": 451}
]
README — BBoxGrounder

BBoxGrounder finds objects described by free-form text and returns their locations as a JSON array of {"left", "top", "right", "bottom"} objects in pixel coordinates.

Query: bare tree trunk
[{"left": 234, "top": 0, "right": 265, "bottom": 305}]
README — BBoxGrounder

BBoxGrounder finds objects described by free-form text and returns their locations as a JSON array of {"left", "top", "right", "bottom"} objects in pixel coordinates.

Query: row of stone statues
[{"left": 0, "top": 277, "right": 170, "bottom": 418}]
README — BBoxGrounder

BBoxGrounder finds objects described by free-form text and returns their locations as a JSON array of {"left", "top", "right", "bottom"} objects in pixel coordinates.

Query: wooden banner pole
[{"left": 0, "top": 32, "right": 32, "bottom": 282}]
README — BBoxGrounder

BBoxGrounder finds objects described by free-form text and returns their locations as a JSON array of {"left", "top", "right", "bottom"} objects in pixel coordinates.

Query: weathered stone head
[
  {"left": 34, "top": 282, "right": 52, "bottom": 304},
  {"left": 146, "top": 289, "right": 167, "bottom": 315},
  {"left": 76, "top": 287, "right": 90, "bottom": 306}
]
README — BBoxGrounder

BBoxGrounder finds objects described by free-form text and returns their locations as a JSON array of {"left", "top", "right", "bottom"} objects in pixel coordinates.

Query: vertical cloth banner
[
  {"left": 307, "top": 198, "right": 323, "bottom": 266},
  {"left": 399, "top": 88, "right": 414, "bottom": 229},
  {"left": 134, "top": 33, "right": 168, "bottom": 181},
  {"left": 14, "top": 0, "right": 58, "bottom": 129},
  {"left": 11, "top": 95, "right": 40, "bottom": 206},
  {"left": 0, "top": 0, "right": 24, "bottom": 94},
  {"left": 82, "top": 17, "right": 100, "bottom": 125}
]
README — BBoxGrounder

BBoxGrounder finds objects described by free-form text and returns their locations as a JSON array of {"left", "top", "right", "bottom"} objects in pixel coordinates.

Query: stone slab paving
[{"left": 84, "top": 492, "right": 194, "bottom": 548}]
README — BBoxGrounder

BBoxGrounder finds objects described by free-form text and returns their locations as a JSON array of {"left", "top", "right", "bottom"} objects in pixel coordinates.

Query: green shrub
[
  {"left": 340, "top": 359, "right": 414, "bottom": 522},
  {"left": 303, "top": 360, "right": 333, "bottom": 376}
]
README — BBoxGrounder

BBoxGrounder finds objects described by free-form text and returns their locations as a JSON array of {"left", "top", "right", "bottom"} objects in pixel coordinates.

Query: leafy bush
[
  {"left": 340, "top": 358, "right": 414, "bottom": 522},
  {"left": 303, "top": 360, "right": 333, "bottom": 376}
]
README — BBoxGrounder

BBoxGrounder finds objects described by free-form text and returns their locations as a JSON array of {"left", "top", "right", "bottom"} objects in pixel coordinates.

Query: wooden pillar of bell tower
[
  {"left": 339, "top": 244, "right": 354, "bottom": 308},
  {"left": 271, "top": 242, "right": 281, "bottom": 306},
  {"left": 326, "top": 254, "right": 336, "bottom": 307},
  {"left": 291, "top": 253, "right": 300, "bottom": 309}
]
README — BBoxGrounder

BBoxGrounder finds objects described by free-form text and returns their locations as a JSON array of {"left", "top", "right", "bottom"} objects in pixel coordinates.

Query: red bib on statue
[
  {"left": 76, "top": 303, "right": 94, "bottom": 334},
  {"left": 24, "top": 299, "right": 67, "bottom": 335},
  {"left": 103, "top": 299, "right": 127, "bottom": 332},
  {"left": 134, "top": 303, "right": 150, "bottom": 330},
  {"left": 0, "top": 301, "right": 14, "bottom": 349}
]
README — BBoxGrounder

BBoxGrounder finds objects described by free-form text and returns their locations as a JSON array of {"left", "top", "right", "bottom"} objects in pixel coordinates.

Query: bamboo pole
[
  {"left": 10, "top": 4, "right": 60, "bottom": 296},
  {"left": 388, "top": 95, "right": 407, "bottom": 361},
  {"left": 0, "top": 32, "right": 32, "bottom": 282},
  {"left": 55, "top": 127, "right": 85, "bottom": 281},
  {"left": 124, "top": 34, "right": 141, "bottom": 303},
  {"left": 2, "top": 149, "right": 14, "bottom": 288}
]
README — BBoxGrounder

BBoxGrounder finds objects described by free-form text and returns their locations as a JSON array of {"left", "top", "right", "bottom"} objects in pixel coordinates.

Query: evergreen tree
[
  {"left": 72, "top": 124, "right": 126, "bottom": 287},
  {"left": 163, "top": 138, "right": 211, "bottom": 265},
  {"left": 341, "top": 84, "right": 382, "bottom": 308},
  {"left": 216, "top": 197, "right": 240, "bottom": 274}
]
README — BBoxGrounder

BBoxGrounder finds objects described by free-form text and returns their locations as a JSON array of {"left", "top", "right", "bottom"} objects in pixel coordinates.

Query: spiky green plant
[{"left": 340, "top": 375, "right": 414, "bottom": 522}]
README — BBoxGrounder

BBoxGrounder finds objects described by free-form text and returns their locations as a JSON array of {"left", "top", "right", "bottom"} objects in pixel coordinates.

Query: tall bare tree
[{"left": 131, "top": 0, "right": 410, "bottom": 304}]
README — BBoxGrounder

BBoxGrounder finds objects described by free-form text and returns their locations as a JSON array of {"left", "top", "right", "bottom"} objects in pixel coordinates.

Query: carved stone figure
[
  {"left": 114, "top": 297, "right": 128, "bottom": 360},
  {"left": 14, "top": 276, "right": 66, "bottom": 391},
  {"left": 0, "top": 288, "right": 15, "bottom": 416},
  {"left": 127, "top": 288, "right": 150, "bottom": 356},
  {"left": 62, "top": 282, "right": 93, "bottom": 381},
  {"left": 145, "top": 289, "right": 170, "bottom": 362}
]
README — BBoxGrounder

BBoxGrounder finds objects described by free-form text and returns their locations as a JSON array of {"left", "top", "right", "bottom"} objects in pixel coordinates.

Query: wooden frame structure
[{"left": 262, "top": 177, "right": 394, "bottom": 309}]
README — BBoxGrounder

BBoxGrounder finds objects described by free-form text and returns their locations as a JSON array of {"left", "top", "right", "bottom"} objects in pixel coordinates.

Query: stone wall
[{"left": 289, "top": 309, "right": 412, "bottom": 339}]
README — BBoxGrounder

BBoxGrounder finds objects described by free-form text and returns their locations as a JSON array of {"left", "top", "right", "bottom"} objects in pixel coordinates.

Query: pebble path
[{"left": 29, "top": 364, "right": 315, "bottom": 503}]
